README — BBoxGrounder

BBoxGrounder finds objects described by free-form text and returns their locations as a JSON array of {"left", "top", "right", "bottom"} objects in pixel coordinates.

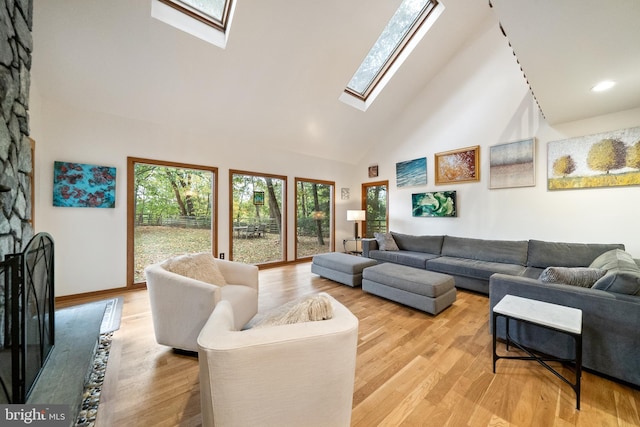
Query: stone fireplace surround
[{"left": 1, "top": 0, "right": 34, "bottom": 258}]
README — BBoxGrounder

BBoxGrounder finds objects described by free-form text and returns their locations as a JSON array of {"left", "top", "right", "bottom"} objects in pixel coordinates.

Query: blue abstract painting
[
  {"left": 396, "top": 157, "right": 427, "bottom": 187},
  {"left": 53, "top": 161, "right": 116, "bottom": 208}
]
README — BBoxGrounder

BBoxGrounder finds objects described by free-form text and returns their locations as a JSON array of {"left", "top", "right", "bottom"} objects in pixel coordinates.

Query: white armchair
[
  {"left": 145, "top": 255, "right": 258, "bottom": 352},
  {"left": 197, "top": 294, "right": 359, "bottom": 427}
]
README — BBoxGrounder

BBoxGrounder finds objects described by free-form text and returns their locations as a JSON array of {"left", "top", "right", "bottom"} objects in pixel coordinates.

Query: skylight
[
  {"left": 152, "top": 0, "right": 235, "bottom": 49},
  {"left": 181, "top": 0, "right": 225, "bottom": 21},
  {"left": 341, "top": 0, "right": 443, "bottom": 111},
  {"left": 161, "top": 0, "right": 227, "bottom": 28}
]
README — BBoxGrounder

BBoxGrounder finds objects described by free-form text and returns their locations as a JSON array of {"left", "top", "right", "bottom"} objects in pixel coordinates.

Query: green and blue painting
[{"left": 412, "top": 191, "right": 456, "bottom": 217}]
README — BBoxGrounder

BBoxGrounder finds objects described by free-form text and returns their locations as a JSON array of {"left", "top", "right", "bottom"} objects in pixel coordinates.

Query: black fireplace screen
[{"left": 0, "top": 232, "right": 55, "bottom": 404}]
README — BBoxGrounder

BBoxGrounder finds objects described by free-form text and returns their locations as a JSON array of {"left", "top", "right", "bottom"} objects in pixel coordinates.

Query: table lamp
[{"left": 346, "top": 210, "right": 366, "bottom": 239}]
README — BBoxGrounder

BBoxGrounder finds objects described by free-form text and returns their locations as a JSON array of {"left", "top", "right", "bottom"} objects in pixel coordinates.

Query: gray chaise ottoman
[
  {"left": 362, "top": 263, "right": 456, "bottom": 315},
  {"left": 311, "top": 252, "right": 378, "bottom": 287}
]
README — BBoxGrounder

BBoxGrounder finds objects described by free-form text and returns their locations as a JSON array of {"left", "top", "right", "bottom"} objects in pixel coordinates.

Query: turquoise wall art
[
  {"left": 396, "top": 157, "right": 427, "bottom": 187},
  {"left": 411, "top": 191, "right": 456, "bottom": 217},
  {"left": 53, "top": 161, "right": 116, "bottom": 208}
]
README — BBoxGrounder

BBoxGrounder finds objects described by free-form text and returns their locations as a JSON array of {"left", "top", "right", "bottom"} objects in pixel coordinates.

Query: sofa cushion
[
  {"left": 390, "top": 232, "right": 444, "bottom": 254},
  {"left": 426, "top": 256, "right": 526, "bottom": 281},
  {"left": 312, "top": 252, "right": 377, "bottom": 275},
  {"left": 590, "top": 249, "right": 640, "bottom": 295},
  {"left": 374, "top": 232, "right": 399, "bottom": 251},
  {"left": 252, "top": 293, "right": 333, "bottom": 328},
  {"left": 363, "top": 263, "right": 454, "bottom": 298},
  {"left": 527, "top": 240, "right": 624, "bottom": 268},
  {"left": 161, "top": 252, "right": 227, "bottom": 287},
  {"left": 441, "top": 236, "right": 528, "bottom": 265},
  {"left": 539, "top": 267, "right": 606, "bottom": 287},
  {"left": 368, "top": 250, "right": 438, "bottom": 269}
]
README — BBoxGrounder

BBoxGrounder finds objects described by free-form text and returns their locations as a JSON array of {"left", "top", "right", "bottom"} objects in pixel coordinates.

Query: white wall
[
  {"left": 30, "top": 16, "right": 640, "bottom": 296},
  {"left": 29, "top": 101, "right": 357, "bottom": 296},
  {"left": 358, "top": 17, "right": 640, "bottom": 257}
]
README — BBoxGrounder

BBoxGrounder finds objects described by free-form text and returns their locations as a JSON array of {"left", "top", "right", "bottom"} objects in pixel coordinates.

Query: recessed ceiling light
[{"left": 591, "top": 80, "right": 616, "bottom": 92}]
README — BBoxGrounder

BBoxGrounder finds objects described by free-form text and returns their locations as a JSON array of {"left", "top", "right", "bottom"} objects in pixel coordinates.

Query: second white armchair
[{"left": 197, "top": 293, "right": 359, "bottom": 427}]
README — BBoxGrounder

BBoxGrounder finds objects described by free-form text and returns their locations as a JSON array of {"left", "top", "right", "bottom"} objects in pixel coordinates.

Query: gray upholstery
[
  {"left": 490, "top": 273, "right": 640, "bottom": 387},
  {"left": 363, "top": 234, "right": 628, "bottom": 296},
  {"left": 362, "top": 263, "right": 456, "bottom": 315},
  {"left": 526, "top": 240, "right": 624, "bottom": 268},
  {"left": 441, "top": 236, "right": 528, "bottom": 265},
  {"left": 391, "top": 232, "right": 444, "bottom": 254},
  {"left": 363, "top": 263, "right": 454, "bottom": 298},
  {"left": 589, "top": 249, "right": 640, "bottom": 295},
  {"left": 311, "top": 252, "right": 377, "bottom": 287},
  {"left": 361, "top": 238, "right": 378, "bottom": 258},
  {"left": 426, "top": 257, "right": 526, "bottom": 281},
  {"left": 362, "top": 280, "right": 456, "bottom": 315},
  {"left": 592, "top": 270, "right": 640, "bottom": 295},
  {"left": 367, "top": 249, "right": 439, "bottom": 269}
]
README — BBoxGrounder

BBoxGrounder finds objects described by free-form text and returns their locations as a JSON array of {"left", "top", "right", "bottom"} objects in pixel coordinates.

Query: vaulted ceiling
[
  {"left": 490, "top": 0, "right": 640, "bottom": 125},
  {"left": 31, "top": 0, "right": 640, "bottom": 163}
]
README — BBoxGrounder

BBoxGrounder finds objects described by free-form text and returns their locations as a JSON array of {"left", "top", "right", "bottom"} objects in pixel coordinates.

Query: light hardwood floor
[{"left": 63, "top": 263, "right": 639, "bottom": 426}]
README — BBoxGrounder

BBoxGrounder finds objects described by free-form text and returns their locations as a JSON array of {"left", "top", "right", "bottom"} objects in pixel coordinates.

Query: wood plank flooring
[{"left": 62, "top": 263, "right": 640, "bottom": 426}]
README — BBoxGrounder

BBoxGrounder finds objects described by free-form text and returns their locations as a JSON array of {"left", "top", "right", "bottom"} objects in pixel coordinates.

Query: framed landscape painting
[
  {"left": 547, "top": 126, "right": 640, "bottom": 190},
  {"left": 53, "top": 161, "right": 116, "bottom": 208},
  {"left": 489, "top": 138, "right": 535, "bottom": 189},
  {"left": 412, "top": 191, "right": 456, "bottom": 217},
  {"left": 435, "top": 146, "right": 479, "bottom": 184},
  {"left": 396, "top": 157, "right": 427, "bottom": 187}
]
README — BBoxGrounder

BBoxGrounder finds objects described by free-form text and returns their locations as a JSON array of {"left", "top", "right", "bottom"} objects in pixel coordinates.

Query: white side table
[{"left": 492, "top": 294, "right": 583, "bottom": 409}]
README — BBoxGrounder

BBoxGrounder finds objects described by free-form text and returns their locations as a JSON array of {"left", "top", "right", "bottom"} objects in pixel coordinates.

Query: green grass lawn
[{"left": 134, "top": 226, "right": 329, "bottom": 282}]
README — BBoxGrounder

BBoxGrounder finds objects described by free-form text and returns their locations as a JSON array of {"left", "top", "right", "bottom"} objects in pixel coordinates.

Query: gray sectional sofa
[
  {"left": 362, "top": 233, "right": 626, "bottom": 295},
  {"left": 362, "top": 232, "right": 640, "bottom": 387}
]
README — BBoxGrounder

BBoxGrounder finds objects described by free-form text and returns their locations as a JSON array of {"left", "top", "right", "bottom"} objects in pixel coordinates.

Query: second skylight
[{"left": 346, "top": 0, "right": 438, "bottom": 98}]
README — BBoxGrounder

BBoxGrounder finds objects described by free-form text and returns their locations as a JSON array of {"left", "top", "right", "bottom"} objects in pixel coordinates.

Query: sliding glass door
[
  {"left": 230, "top": 170, "right": 286, "bottom": 265},
  {"left": 295, "top": 178, "right": 334, "bottom": 259},
  {"left": 362, "top": 180, "right": 388, "bottom": 237},
  {"left": 127, "top": 157, "right": 217, "bottom": 285}
]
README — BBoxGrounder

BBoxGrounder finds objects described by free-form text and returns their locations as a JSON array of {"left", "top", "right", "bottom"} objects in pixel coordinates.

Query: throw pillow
[
  {"left": 589, "top": 248, "right": 638, "bottom": 271},
  {"left": 592, "top": 270, "right": 640, "bottom": 295},
  {"left": 374, "top": 232, "right": 399, "bottom": 251},
  {"left": 161, "top": 252, "right": 228, "bottom": 287},
  {"left": 538, "top": 267, "right": 606, "bottom": 288},
  {"left": 252, "top": 293, "right": 334, "bottom": 328},
  {"left": 588, "top": 248, "right": 640, "bottom": 295}
]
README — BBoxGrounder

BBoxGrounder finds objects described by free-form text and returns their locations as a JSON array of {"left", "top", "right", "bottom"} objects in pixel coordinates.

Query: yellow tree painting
[{"left": 547, "top": 126, "right": 640, "bottom": 190}]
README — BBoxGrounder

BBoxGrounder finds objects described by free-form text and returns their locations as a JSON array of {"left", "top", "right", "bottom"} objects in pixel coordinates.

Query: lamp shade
[{"left": 346, "top": 210, "right": 366, "bottom": 221}]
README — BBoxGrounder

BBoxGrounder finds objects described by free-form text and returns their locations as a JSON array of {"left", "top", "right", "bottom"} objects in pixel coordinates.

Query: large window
[
  {"left": 295, "top": 178, "right": 334, "bottom": 260},
  {"left": 341, "top": 0, "right": 442, "bottom": 111},
  {"left": 362, "top": 181, "right": 388, "bottom": 238},
  {"left": 230, "top": 171, "right": 286, "bottom": 265},
  {"left": 127, "top": 157, "right": 217, "bottom": 285}
]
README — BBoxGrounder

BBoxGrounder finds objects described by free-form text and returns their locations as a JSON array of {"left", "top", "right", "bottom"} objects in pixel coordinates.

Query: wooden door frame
[{"left": 361, "top": 180, "right": 388, "bottom": 238}]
